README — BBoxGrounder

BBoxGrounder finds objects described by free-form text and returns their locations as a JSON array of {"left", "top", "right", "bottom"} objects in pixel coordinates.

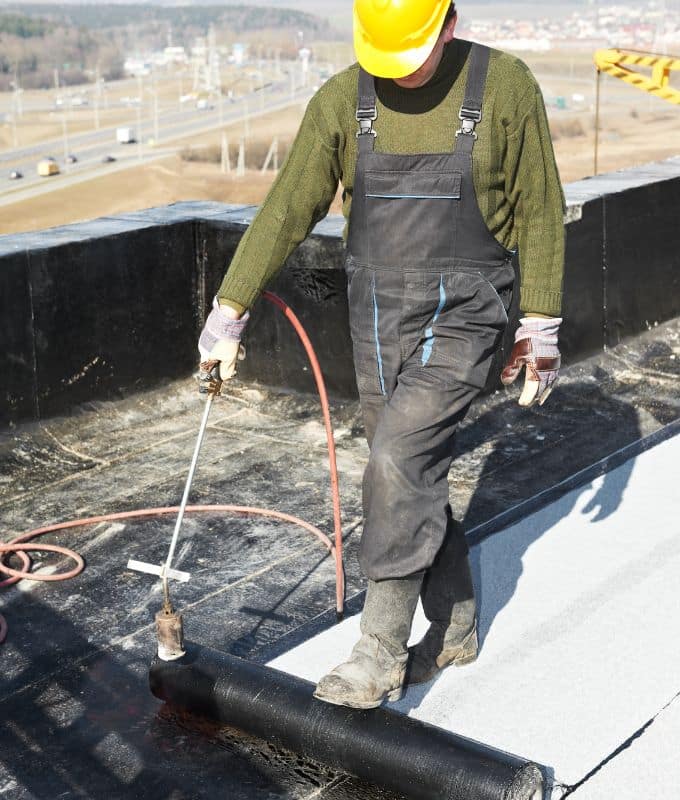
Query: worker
[{"left": 198, "top": 0, "right": 564, "bottom": 709}]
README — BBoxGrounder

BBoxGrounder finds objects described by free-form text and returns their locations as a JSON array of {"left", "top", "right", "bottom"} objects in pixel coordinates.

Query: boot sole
[
  {"left": 449, "top": 651, "right": 478, "bottom": 667},
  {"left": 313, "top": 686, "right": 403, "bottom": 709},
  {"left": 406, "top": 650, "right": 478, "bottom": 687}
]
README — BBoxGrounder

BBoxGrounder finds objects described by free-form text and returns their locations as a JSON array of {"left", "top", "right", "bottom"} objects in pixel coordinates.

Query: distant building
[
  {"left": 163, "top": 47, "right": 188, "bottom": 65},
  {"left": 495, "top": 37, "right": 552, "bottom": 52},
  {"left": 124, "top": 57, "right": 151, "bottom": 77},
  {"left": 232, "top": 43, "right": 248, "bottom": 66}
]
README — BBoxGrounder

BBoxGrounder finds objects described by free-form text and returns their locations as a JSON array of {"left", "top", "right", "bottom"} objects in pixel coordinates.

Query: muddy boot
[
  {"left": 314, "top": 574, "right": 423, "bottom": 709},
  {"left": 406, "top": 515, "right": 478, "bottom": 686}
]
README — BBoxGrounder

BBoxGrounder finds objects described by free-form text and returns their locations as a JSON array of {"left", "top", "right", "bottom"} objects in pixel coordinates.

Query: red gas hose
[
  {"left": 261, "top": 291, "right": 345, "bottom": 616},
  {"left": 0, "top": 292, "right": 346, "bottom": 644}
]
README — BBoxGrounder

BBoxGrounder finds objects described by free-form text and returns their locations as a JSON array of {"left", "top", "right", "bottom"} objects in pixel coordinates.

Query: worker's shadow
[{"left": 398, "top": 381, "right": 641, "bottom": 714}]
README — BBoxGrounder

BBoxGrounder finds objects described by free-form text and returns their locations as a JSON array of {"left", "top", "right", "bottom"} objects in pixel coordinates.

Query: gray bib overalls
[{"left": 346, "top": 44, "right": 515, "bottom": 580}]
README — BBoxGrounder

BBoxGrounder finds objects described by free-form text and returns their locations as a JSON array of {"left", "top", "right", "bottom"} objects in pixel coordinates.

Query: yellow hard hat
[{"left": 353, "top": 0, "right": 452, "bottom": 79}]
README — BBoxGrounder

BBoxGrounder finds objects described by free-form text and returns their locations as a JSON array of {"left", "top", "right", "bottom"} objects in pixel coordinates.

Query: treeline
[
  {"left": 0, "top": 14, "right": 124, "bottom": 90},
  {"left": 0, "top": 4, "right": 338, "bottom": 92},
  {"left": 0, "top": 11, "right": 52, "bottom": 37},
  {"left": 3, "top": 5, "right": 335, "bottom": 37}
]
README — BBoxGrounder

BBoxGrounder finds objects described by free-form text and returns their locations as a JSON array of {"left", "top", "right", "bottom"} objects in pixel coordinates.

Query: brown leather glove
[{"left": 501, "top": 317, "right": 562, "bottom": 407}]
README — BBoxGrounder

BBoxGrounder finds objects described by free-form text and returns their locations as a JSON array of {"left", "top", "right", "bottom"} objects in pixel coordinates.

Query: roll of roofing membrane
[{"left": 149, "top": 643, "right": 544, "bottom": 800}]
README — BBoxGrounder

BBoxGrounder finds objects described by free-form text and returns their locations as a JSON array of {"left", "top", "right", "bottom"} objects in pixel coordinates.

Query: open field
[{"left": 1, "top": 47, "right": 679, "bottom": 235}]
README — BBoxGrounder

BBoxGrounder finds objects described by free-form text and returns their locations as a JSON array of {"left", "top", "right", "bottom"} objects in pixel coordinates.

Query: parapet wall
[{"left": 1, "top": 158, "right": 679, "bottom": 427}]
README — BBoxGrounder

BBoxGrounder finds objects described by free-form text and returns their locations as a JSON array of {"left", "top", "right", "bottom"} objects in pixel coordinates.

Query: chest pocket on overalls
[{"left": 365, "top": 171, "right": 462, "bottom": 264}]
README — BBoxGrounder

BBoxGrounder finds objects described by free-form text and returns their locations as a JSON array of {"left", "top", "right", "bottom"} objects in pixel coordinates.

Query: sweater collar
[{"left": 376, "top": 39, "right": 472, "bottom": 114}]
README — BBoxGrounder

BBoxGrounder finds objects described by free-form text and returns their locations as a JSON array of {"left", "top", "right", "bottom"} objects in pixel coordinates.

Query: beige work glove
[
  {"left": 501, "top": 317, "right": 562, "bottom": 407},
  {"left": 198, "top": 296, "right": 248, "bottom": 382}
]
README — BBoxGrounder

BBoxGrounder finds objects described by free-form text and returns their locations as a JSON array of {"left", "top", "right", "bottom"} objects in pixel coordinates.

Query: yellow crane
[{"left": 592, "top": 48, "right": 680, "bottom": 173}]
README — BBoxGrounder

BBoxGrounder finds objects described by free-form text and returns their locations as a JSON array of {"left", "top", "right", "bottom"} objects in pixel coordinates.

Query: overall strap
[
  {"left": 356, "top": 68, "right": 377, "bottom": 153},
  {"left": 455, "top": 44, "right": 491, "bottom": 154}
]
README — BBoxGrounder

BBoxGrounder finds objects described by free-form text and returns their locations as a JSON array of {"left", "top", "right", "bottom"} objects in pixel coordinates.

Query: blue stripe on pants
[
  {"left": 372, "top": 276, "right": 386, "bottom": 396},
  {"left": 421, "top": 276, "right": 446, "bottom": 366}
]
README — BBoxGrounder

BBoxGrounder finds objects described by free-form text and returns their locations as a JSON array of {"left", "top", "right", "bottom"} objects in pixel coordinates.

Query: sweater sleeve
[
  {"left": 217, "top": 92, "right": 342, "bottom": 312},
  {"left": 504, "top": 79, "right": 566, "bottom": 317}
]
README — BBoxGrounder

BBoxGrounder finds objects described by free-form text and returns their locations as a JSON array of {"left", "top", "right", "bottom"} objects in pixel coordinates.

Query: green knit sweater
[{"left": 218, "top": 39, "right": 566, "bottom": 317}]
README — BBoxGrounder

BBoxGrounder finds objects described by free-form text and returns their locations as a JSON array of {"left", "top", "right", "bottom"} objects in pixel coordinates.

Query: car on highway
[
  {"left": 101, "top": 155, "right": 117, "bottom": 163},
  {"left": 66, "top": 154, "right": 78, "bottom": 164},
  {"left": 116, "top": 127, "right": 136, "bottom": 144},
  {"left": 9, "top": 169, "right": 23, "bottom": 180},
  {"left": 37, "top": 157, "right": 60, "bottom": 177}
]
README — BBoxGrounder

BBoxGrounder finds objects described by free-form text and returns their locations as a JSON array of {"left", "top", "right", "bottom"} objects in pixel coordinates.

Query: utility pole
[
  {"left": 137, "top": 74, "right": 144, "bottom": 159},
  {"left": 154, "top": 89, "right": 159, "bottom": 144},
  {"left": 236, "top": 138, "right": 245, "bottom": 176},
  {"left": 150, "top": 72, "right": 159, "bottom": 145},
  {"left": 136, "top": 91, "right": 142, "bottom": 162},
  {"left": 9, "top": 66, "right": 20, "bottom": 139},
  {"left": 94, "top": 65, "right": 101, "bottom": 130},
  {"left": 217, "top": 54, "right": 224, "bottom": 127},
  {"left": 261, "top": 137, "right": 278, "bottom": 173},
  {"left": 61, "top": 108, "right": 70, "bottom": 162},
  {"left": 10, "top": 78, "right": 20, "bottom": 147},
  {"left": 243, "top": 95, "right": 250, "bottom": 138},
  {"left": 10, "top": 111, "right": 18, "bottom": 149},
  {"left": 299, "top": 48, "right": 310, "bottom": 89},
  {"left": 221, "top": 133, "right": 230, "bottom": 174},
  {"left": 657, "top": 0, "right": 668, "bottom": 56},
  {"left": 13, "top": 78, "right": 23, "bottom": 117}
]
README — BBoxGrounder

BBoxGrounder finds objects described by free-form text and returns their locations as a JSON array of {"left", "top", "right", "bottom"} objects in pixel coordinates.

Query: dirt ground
[
  {"left": 0, "top": 158, "right": 342, "bottom": 235},
  {"left": 1, "top": 60, "right": 679, "bottom": 235}
]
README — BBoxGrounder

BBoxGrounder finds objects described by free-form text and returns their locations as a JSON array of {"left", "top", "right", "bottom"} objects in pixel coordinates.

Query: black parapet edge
[{"left": 3, "top": 154, "right": 680, "bottom": 427}]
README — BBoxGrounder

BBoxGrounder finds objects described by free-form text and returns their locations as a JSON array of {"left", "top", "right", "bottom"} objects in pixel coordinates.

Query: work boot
[
  {"left": 313, "top": 574, "right": 423, "bottom": 709},
  {"left": 406, "top": 515, "right": 478, "bottom": 686}
]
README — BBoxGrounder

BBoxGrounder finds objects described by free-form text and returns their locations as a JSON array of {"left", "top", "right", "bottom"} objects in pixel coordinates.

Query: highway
[
  {"left": 0, "top": 61, "right": 322, "bottom": 205},
  {"left": 0, "top": 70, "right": 319, "bottom": 203}
]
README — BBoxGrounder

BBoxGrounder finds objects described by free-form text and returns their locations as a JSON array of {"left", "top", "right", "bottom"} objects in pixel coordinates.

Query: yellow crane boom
[
  {"left": 594, "top": 48, "right": 680, "bottom": 105},
  {"left": 592, "top": 48, "right": 680, "bottom": 174}
]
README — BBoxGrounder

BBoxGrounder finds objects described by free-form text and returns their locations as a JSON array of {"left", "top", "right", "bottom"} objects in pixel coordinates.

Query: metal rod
[{"left": 161, "top": 394, "right": 214, "bottom": 607}]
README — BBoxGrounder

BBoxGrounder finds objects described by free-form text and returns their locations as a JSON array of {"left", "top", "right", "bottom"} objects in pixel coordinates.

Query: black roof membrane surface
[{"left": 1, "top": 318, "right": 678, "bottom": 800}]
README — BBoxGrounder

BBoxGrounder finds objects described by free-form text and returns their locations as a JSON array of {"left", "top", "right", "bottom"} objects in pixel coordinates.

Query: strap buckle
[
  {"left": 459, "top": 106, "right": 482, "bottom": 123},
  {"left": 356, "top": 107, "right": 377, "bottom": 138},
  {"left": 456, "top": 106, "right": 482, "bottom": 139}
]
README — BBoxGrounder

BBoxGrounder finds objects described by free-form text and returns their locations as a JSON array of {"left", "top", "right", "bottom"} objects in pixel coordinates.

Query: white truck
[{"left": 116, "top": 127, "right": 136, "bottom": 144}]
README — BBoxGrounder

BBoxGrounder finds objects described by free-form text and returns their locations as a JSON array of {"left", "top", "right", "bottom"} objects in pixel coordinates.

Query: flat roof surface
[
  {"left": 271, "top": 432, "right": 680, "bottom": 798},
  {"left": 1, "top": 318, "right": 678, "bottom": 800}
]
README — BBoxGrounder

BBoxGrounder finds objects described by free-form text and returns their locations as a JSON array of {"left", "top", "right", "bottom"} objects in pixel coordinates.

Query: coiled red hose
[{"left": 0, "top": 292, "right": 345, "bottom": 643}]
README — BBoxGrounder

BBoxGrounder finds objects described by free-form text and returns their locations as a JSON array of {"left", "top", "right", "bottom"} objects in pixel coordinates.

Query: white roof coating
[
  {"left": 568, "top": 696, "right": 680, "bottom": 798},
  {"left": 269, "top": 432, "right": 680, "bottom": 799}
]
